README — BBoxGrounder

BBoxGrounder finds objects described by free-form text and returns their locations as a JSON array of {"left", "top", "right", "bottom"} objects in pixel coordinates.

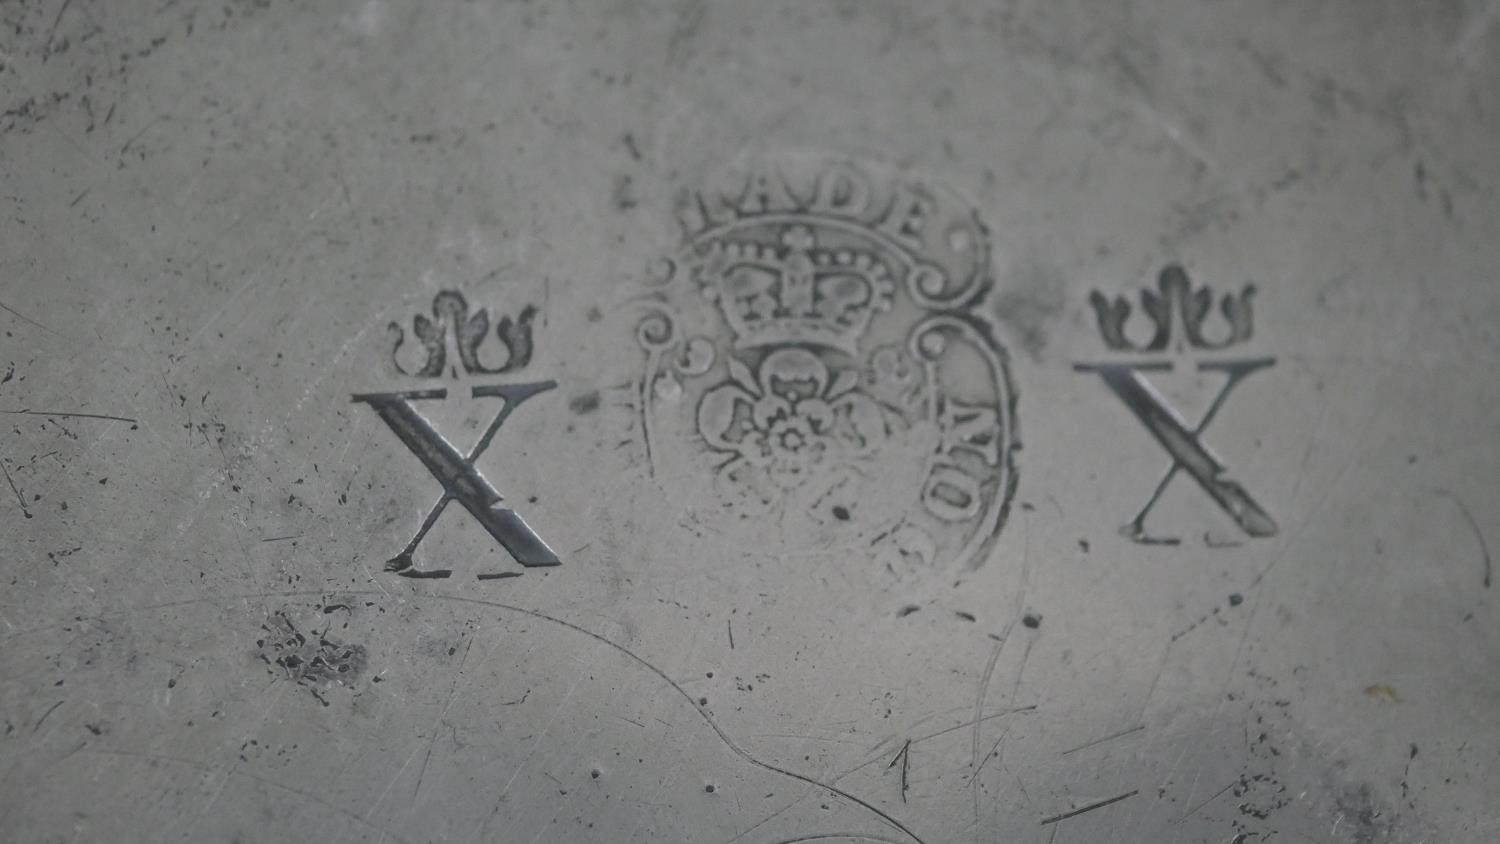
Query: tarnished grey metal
[{"left": 2, "top": 1, "right": 1497, "bottom": 842}]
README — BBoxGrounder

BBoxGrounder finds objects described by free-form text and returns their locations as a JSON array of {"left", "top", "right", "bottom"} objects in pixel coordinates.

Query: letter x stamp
[{"left": 1076, "top": 265, "right": 1278, "bottom": 545}]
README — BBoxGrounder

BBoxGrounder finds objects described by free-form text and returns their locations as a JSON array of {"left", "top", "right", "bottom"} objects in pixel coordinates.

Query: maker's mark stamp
[
  {"left": 632, "top": 156, "right": 1018, "bottom": 575},
  {"left": 354, "top": 290, "right": 558, "bottom": 578},
  {"left": 1076, "top": 265, "right": 1277, "bottom": 545}
]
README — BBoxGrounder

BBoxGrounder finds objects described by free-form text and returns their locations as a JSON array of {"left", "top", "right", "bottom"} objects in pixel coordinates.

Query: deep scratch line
[
  {"left": 965, "top": 734, "right": 1004, "bottom": 786},
  {"left": 32, "top": 699, "right": 63, "bottom": 734},
  {"left": 0, "top": 300, "right": 59, "bottom": 335},
  {"left": 899, "top": 738, "right": 910, "bottom": 803},
  {"left": 770, "top": 835, "right": 906, "bottom": 844},
  {"left": 886, "top": 739, "right": 912, "bottom": 804},
  {"left": 2, "top": 409, "right": 139, "bottom": 424},
  {"left": 1, "top": 461, "right": 28, "bottom": 516},
  {"left": 1039, "top": 789, "right": 1138, "bottom": 826},
  {"left": 1175, "top": 780, "right": 1236, "bottom": 823},
  {"left": 434, "top": 595, "right": 925, "bottom": 844}
]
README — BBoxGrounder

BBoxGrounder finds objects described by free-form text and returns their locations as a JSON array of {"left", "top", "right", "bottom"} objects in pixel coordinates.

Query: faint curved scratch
[
  {"left": 969, "top": 640, "right": 1005, "bottom": 770},
  {"left": 411, "top": 636, "right": 476, "bottom": 808},
  {"left": 966, "top": 637, "right": 1034, "bottom": 789},
  {"left": 1435, "top": 488, "right": 1491, "bottom": 589},
  {"left": 31, "top": 699, "right": 63, "bottom": 735},
  {"left": 971, "top": 516, "right": 1032, "bottom": 780},
  {"left": 430, "top": 595, "right": 925, "bottom": 844}
]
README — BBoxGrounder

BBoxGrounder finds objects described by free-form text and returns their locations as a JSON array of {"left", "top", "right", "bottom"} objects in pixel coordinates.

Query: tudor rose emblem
[
  {"left": 1075, "top": 265, "right": 1277, "bottom": 544},
  {"left": 632, "top": 156, "right": 1018, "bottom": 576},
  {"left": 353, "top": 290, "right": 559, "bottom": 578}
]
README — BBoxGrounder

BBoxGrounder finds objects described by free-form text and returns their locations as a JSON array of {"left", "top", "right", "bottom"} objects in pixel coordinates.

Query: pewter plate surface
[{"left": 2, "top": 2, "right": 1498, "bottom": 842}]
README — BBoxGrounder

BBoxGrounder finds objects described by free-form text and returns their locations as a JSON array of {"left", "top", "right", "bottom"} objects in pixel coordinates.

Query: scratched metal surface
[{"left": 2, "top": 1, "right": 1498, "bottom": 842}]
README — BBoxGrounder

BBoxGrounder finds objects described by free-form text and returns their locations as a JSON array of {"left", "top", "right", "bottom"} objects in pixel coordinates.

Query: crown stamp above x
[
  {"left": 1074, "top": 359, "right": 1277, "bottom": 544},
  {"left": 351, "top": 381, "right": 559, "bottom": 577}
]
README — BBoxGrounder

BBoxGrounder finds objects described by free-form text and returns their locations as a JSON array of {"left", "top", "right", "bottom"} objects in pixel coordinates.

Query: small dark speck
[
  {"left": 831, "top": 505, "right": 850, "bottom": 521},
  {"left": 568, "top": 391, "right": 601, "bottom": 415},
  {"left": 98, "top": 477, "right": 108, "bottom": 485},
  {"left": 611, "top": 174, "right": 638, "bottom": 211},
  {"left": 704, "top": 783, "right": 716, "bottom": 793},
  {"left": 167, "top": 678, "right": 176, "bottom": 688},
  {"left": 590, "top": 768, "right": 601, "bottom": 779},
  {"left": 1022, "top": 614, "right": 1041, "bottom": 629},
  {"left": 586, "top": 306, "right": 602, "bottom": 322},
  {"left": 621, "top": 133, "right": 642, "bottom": 161},
  {"left": 1229, "top": 593, "right": 1244, "bottom": 607},
  {"left": 1078, "top": 539, "right": 1090, "bottom": 553},
  {"left": 698, "top": 697, "right": 709, "bottom": 706},
  {"left": 955, "top": 611, "right": 976, "bottom": 622},
  {"left": 897, "top": 604, "right": 920, "bottom": 617}
]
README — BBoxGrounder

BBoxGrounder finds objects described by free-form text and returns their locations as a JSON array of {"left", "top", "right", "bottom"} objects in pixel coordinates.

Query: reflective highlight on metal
[{"left": 1, "top": 2, "right": 1497, "bottom": 843}]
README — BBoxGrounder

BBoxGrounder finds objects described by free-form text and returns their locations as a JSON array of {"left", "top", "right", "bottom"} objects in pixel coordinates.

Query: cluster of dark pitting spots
[{"left": 255, "top": 611, "right": 367, "bottom": 705}]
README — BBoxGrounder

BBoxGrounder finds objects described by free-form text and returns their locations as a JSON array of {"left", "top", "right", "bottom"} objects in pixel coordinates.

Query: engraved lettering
[
  {"left": 1075, "top": 359, "right": 1276, "bottom": 541},
  {"left": 351, "top": 381, "right": 559, "bottom": 577},
  {"left": 923, "top": 464, "right": 982, "bottom": 522},
  {"left": 1078, "top": 265, "right": 1277, "bottom": 544},
  {"left": 938, "top": 399, "right": 1002, "bottom": 466},
  {"left": 808, "top": 162, "right": 872, "bottom": 217},
  {"left": 878, "top": 184, "right": 931, "bottom": 250}
]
